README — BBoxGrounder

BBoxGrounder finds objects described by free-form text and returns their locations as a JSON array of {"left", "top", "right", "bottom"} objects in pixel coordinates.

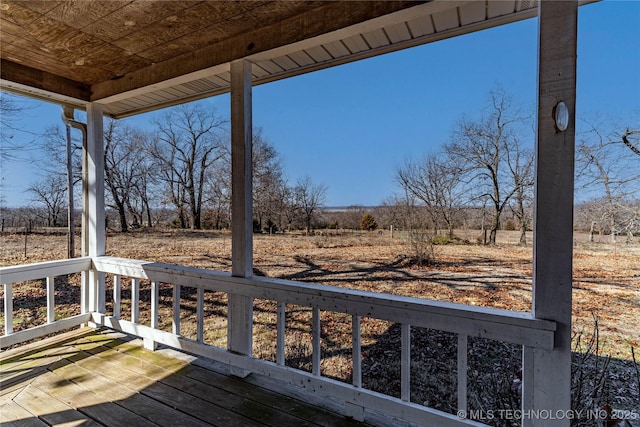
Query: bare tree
[
  {"left": 376, "top": 195, "right": 416, "bottom": 232},
  {"left": 620, "top": 128, "right": 640, "bottom": 157},
  {"left": 445, "top": 87, "right": 529, "bottom": 244},
  {"left": 27, "top": 173, "right": 67, "bottom": 227},
  {"left": 507, "top": 144, "right": 534, "bottom": 245},
  {"left": 0, "top": 93, "right": 35, "bottom": 161},
  {"left": 395, "top": 151, "right": 464, "bottom": 238},
  {"left": 293, "top": 176, "right": 327, "bottom": 234},
  {"left": 148, "top": 104, "right": 227, "bottom": 230},
  {"left": 252, "top": 130, "right": 285, "bottom": 233},
  {"left": 576, "top": 120, "right": 640, "bottom": 242},
  {"left": 104, "top": 120, "right": 154, "bottom": 232}
]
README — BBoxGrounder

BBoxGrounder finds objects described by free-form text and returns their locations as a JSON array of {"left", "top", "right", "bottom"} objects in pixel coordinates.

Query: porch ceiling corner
[{"left": 1, "top": 0, "right": 595, "bottom": 118}]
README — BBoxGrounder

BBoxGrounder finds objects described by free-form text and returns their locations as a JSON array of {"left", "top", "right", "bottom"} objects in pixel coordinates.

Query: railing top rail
[
  {"left": 0, "top": 257, "right": 92, "bottom": 285},
  {"left": 94, "top": 256, "right": 556, "bottom": 349}
]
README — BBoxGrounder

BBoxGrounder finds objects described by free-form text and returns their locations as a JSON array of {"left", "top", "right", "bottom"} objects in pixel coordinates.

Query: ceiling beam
[
  {"left": 0, "top": 59, "right": 91, "bottom": 102},
  {"left": 90, "top": 1, "right": 419, "bottom": 101}
]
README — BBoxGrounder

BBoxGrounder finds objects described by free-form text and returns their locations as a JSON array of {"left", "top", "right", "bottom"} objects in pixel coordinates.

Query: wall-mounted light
[{"left": 554, "top": 101, "right": 569, "bottom": 132}]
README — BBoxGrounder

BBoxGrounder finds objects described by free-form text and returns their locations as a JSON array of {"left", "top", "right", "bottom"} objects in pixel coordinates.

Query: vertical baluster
[
  {"left": 522, "top": 346, "right": 534, "bottom": 414},
  {"left": 143, "top": 280, "right": 159, "bottom": 352},
  {"left": 401, "top": 323, "right": 411, "bottom": 402},
  {"left": 4, "top": 284, "right": 13, "bottom": 335},
  {"left": 113, "top": 274, "right": 121, "bottom": 319},
  {"left": 46, "top": 276, "right": 55, "bottom": 324},
  {"left": 172, "top": 284, "right": 180, "bottom": 336},
  {"left": 81, "top": 271, "right": 88, "bottom": 314},
  {"left": 150, "top": 281, "right": 158, "bottom": 329},
  {"left": 131, "top": 278, "right": 140, "bottom": 323},
  {"left": 197, "top": 287, "right": 204, "bottom": 343},
  {"left": 352, "top": 315, "right": 362, "bottom": 388},
  {"left": 457, "top": 334, "right": 468, "bottom": 412},
  {"left": 276, "top": 302, "right": 286, "bottom": 365},
  {"left": 312, "top": 307, "right": 321, "bottom": 376}
]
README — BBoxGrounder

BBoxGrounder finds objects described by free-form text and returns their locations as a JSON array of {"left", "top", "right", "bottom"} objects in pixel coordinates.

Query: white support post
[
  {"left": 46, "top": 276, "right": 55, "bottom": 324},
  {"left": 228, "top": 59, "right": 253, "bottom": 372},
  {"left": 524, "top": 2, "right": 578, "bottom": 425},
  {"left": 85, "top": 103, "right": 106, "bottom": 319}
]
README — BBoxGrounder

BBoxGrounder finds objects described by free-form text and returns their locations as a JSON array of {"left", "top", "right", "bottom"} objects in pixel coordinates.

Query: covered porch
[{"left": 2, "top": 1, "right": 582, "bottom": 426}]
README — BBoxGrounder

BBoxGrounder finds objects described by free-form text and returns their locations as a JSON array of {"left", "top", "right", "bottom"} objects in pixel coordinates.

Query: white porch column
[
  {"left": 85, "top": 103, "right": 106, "bottom": 314},
  {"left": 524, "top": 1, "right": 577, "bottom": 425},
  {"left": 228, "top": 59, "right": 253, "bottom": 364}
]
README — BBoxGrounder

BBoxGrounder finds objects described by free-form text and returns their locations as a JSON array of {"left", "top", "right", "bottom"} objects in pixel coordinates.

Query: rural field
[{"left": 1, "top": 228, "right": 639, "bottom": 419}]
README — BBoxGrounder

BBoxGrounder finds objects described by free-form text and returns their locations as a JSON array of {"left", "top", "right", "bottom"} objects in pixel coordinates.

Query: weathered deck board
[{"left": 0, "top": 328, "right": 373, "bottom": 427}]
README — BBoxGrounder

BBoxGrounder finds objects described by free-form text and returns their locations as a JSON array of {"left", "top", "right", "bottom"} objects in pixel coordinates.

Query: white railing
[
  {"left": 1, "top": 256, "right": 557, "bottom": 427},
  {"left": 1, "top": 257, "right": 93, "bottom": 348}
]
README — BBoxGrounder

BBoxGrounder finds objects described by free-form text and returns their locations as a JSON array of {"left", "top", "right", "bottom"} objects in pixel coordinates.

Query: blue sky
[{"left": 1, "top": 0, "right": 639, "bottom": 208}]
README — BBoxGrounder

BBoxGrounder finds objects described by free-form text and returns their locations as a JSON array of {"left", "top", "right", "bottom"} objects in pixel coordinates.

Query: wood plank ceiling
[{"left": 0, "top": 0, "right": 550, "bottom": 118}]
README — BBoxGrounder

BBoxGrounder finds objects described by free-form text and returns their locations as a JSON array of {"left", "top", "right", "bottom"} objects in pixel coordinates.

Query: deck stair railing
[{"left": 1, "top": 256, "right": 556, "bottom": 427}]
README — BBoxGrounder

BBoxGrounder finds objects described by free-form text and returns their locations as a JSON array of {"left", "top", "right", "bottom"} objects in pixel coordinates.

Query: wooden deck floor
[{"left": 0, "top": 328, "right": 374, "bottom": 427}]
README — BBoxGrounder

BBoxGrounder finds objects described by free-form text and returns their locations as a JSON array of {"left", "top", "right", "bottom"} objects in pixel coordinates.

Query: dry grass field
[{"left": 1, "top": 228, "right": 639, "bottom": 420}]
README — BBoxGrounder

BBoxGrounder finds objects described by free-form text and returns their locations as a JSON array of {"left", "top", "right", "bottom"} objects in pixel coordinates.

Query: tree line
[
  {"left": 19, "top": 104, "right": 328, "bottom": 234},
  {"left": 393, "top": 87, "right": 639, "bottom": 244},
  {"left": 3, "top": 89, "right": 638, "bottom": 242}
]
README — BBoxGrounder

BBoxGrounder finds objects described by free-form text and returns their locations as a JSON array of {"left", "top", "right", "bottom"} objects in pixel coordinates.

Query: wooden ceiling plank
[
  {"left": 90, "top": 1, "right": 418, "bottom": 100},
  {"left": 0, "top": 41, "right": 89, "bottom": 82},
  {"left": 1, "top": 1, "right": 46, "bottom": 26},
  {"left": 1, "top": 29, "right": 136, "bottom": 85},
  {"left": 113, "top": 2, "right": 225, "bottom": 54},
  {"left": 44, "top": 0, "right": 131, "bottom": 31},
  {"left": 81, "top": 0, "right": 194, "bottom": 43},
  {"left": 81, "top": 44, "right": 152, "bottom": 79},
  {"left": 25, "top": 15, "right": 108, "bottom": 61},
  {"left": 11, "top": 1, "right": 61, "bottom": 15},
  {"left": 0, "top": 59, "right": 90, "bottom": 101},
  {"left": 131, "top": 1, "right": 306, "bottom": 63}
]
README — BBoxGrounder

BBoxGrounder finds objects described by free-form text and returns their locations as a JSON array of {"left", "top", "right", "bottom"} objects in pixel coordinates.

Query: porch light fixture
[{"left": 554, "top": 101, "right": 569, "bottom": 132}]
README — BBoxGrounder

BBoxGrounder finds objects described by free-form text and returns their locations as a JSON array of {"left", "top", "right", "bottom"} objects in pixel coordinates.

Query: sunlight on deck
[{"left": 0, "top": 328, "right": 372, "bottom": 427}]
